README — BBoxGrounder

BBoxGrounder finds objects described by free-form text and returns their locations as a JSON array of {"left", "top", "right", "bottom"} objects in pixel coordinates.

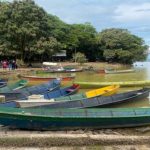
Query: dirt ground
[{"left": 0, "top": 126, "right": 150, "bottom": 148}]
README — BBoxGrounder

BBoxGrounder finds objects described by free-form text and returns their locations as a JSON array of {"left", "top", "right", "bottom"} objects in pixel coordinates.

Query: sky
[{"left": 6, "top": 0, "right": 150, "bottom": 46}]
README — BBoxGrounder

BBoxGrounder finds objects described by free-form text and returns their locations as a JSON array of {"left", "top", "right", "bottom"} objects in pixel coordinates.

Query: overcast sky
[{"left": 7, "top": 0, "right": 150, "bottom": 45}]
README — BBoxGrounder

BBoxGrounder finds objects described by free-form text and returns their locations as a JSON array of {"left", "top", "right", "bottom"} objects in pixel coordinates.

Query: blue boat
[
  {"left": 0, "top": 79, "right": 61, "bottom": 101},
  {"left": 17, "top": 88, "right": 149, "bottom": 109},
  {"left": 0, "top": 83, "right": 79, "bottom": 107}
]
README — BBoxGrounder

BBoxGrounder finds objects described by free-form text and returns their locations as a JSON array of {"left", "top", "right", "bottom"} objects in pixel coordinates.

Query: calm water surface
[{"left": 3, "top": 62, "right": 150, "bottom": 108}]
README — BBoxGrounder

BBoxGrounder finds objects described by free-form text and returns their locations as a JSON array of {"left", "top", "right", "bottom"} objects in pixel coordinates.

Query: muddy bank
[
  {"left": 1, "top": 145, "right": 150, "bottom": 150},
  {"left": 0, "top": 133, "right": 150, "bottom": 147},
  {"left": 1, "top": 126, "right": 150, "bottom": 147}
]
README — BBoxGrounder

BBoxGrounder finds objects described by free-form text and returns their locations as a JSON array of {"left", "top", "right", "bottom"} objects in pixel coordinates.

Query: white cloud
[{"left": 114, "top": 3, "right": 150, "bottom": 22}]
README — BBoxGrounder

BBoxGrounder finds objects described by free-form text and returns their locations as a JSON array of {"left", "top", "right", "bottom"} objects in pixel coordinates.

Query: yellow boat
[
  {"left": 85, "top": 85, "right": 120, "bottom": 98},
  {"left": 16, "top": 85, "right": 120, "bottom": 108},
  {"left": 54, "top": 84, "right": 120, "bottom": 101}
]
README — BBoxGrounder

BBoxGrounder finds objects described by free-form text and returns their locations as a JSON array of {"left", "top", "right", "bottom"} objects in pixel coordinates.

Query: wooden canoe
[
  {"left": 19, "top": 74, "right": 75, "bottom": 81},
  {"left": 15, "top": 85, "right": 120, "bottom": 108},
  {"left": 75, "top": 80, "right": 150, "bottom": 88},
  {"left": 0, "top": 79, "right": 61, "bottom": 102},
  {"left": 1, "top": 107, "right": 150, "bottom": 130},
  {"left": 0, "top": 80, "right": 28, "bottom": 92},
  {"left": 21, "top": 88, "right": 150, "bottom": 109},
  {"left": 0, "top": 84, "right": 80, "bottom": 107},
  {"left": 41, "top": 68, "right": 83, "bottom": 73},
  {"left": 105, "top": 69, "right": 135, "bottom": 74}
]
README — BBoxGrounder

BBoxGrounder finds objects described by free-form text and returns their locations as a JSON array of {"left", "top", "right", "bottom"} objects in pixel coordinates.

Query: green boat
[
  {"left": 0, "top": 107, "right": 150, "bottom": 130},
  {"left": 75, "top": 80, "right": 150, "bottom": 88},
  {"left": 0, "top": 79, "right": 28, "bottom": 92}
]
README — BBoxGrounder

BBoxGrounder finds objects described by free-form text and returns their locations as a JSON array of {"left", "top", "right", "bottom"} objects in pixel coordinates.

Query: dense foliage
[
  {"left": 97, "top": 28, "right": 148, "bottom": 64},
  {"left": 0, "top": 0, "right": 148, "bottom": 64},
  {"left": 72, "top": 52, "right": 87, "bottom": 65}
]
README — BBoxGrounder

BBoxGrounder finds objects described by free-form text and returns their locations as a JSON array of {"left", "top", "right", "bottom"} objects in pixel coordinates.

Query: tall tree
[
  {"left": 65, "top": 23, "right": 98, "bottom": 61},
  {"left": 0, "top": 0, "right": 60, "bottom": 61},
  {"left": 97, "top": 28, "right": 148, "bottom": 64}
]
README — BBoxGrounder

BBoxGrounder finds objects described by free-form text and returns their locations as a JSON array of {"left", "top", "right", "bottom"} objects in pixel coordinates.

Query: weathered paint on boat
[
  {"left": 21, "top": 88, "right": 149, "bottom": 109},
  {"left": 54, "top": 85, "right": 119, "bottom": 102},
  {"left": 0, "top": 79, "right": 61, "bottom": 102},
  {"left": 0, "top": 80, "right": 28, "bottom": 92},
  {"left": 0, "top": 83, "right": 80, "bottom": 108},
  {"left": 15, "top": 85, "right": 119, "bottom": 108},
  {"left": 0, "top": 107, "right": 150, "bottom": 130},
  {"left": 75, "top": 80, "right": 150, "bottom": 88},
  {"left": 85, "top": 85, "right": 119, "bottom": 98}
]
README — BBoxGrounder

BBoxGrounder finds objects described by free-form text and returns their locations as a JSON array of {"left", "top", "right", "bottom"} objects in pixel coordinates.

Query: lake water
[{"left": 2, "top": 58, "right": 150, "bottom": 108}]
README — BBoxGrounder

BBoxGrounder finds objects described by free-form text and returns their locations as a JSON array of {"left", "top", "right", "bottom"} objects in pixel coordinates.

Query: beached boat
[
  {"left": 105, "top": 69, "right": 135, "bottom": 74},
  {"left": 18, "top": 88, "right": 150, "bottom": 108},
  {"left": 0, "top": 80, "right": 28, "bottom": 92},
  {"left": 1, "top": 107, "right": 150, "bottom": 130},
  {"left": 19, "top": 74, "right": 75, "bottom": 81},
  {"left": 0, "top": 84, "right": 79, "bottom": 104},
  {"left": 16, "top": 85, "right": 120, "bottom": 108},
  {"left": 0, "top": 79, "right": 61, "bottom": 102},
  {"left": 75, "top": 80, "right": 150, "bottom": 88}
]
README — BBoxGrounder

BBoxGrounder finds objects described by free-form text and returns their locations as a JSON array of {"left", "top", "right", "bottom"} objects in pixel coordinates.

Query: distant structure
[{"left": 52, "top": 50, "right": 66, "bottom": 61}]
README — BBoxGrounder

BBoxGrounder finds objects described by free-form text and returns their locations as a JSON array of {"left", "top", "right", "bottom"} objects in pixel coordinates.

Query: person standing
[
  {"left": 8, "top": 60, "right": 12, "bottom": 70},
  {"left": 2, "top": 60, "right": 8, "bottom": 70},
  {"left": 12, "top": 60, "right": 16, "bottom": 70}
]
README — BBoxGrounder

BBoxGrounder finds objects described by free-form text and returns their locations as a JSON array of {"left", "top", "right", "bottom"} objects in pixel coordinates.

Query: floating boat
[
  {"left": 0, "top": 79, "right": 7, "bottom": 88},
  {"left": 75, "top": 80, "right": 150, "bottom": 88},
  {"left": 19, "top": 74, "right": 75, "bottom": 81},
  {"left": 0, "top": 79, "right": 61, "bottom": 102},
  {"left": 0, "top": 80, "right": 28, "bottom": 92},
  {"left": 1, "top": 107, "right": 150, "bottom": 130},
  {"left": 43, "top": 68, "right": 83, "bottom": 73},
  {"left": 16, "top": 85, "right": 119, "bottom": 108},
  {"left": 105, "top": 69, "right": 135, "bottom": 74},
  {"left": 19, "top": 88, "right": 150, "bottom": 109},
  {"left": 42, "top": 63, "right": 83, "bottom": 73}
]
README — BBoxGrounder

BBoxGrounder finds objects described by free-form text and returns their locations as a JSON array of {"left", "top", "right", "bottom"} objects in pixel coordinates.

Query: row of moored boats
[{"left": 0, "top": 78, "right": 149, "bottom": 130}]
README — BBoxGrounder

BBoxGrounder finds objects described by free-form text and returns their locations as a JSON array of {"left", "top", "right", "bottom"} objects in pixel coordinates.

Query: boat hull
[
  {"left": 0, "top": 80, "right": 61, "bottom": 102},
  {"left": 1, "top": 108, "right": 150, "bottom": 130},
  {"left": 20, "top": 75, "right": 75, "bottom": 86},
  {"left": 75, "top": 80, "right": 150, "bottom": 88},
  {"left": 105, "top": 69, "right": 135, "bottom": 74},
  {"left": 26, "top": 88, "right": 149, "bottom": 109},
  {"left": 16, "top": 85, "right": 119, "bottom": 108}
]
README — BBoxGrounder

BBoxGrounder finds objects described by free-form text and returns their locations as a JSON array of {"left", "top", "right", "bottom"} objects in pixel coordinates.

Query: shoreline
[
  {"left": 0, "top": 132, "right": 150, "bottom": 147},
  {"left": 0, "top": 127, "right": 150, "bottom": 147}
]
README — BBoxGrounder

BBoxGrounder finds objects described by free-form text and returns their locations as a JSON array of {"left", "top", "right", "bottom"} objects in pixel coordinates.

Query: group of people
[{"left": 1, "top": 60, "right": 17, "bottom": 70}]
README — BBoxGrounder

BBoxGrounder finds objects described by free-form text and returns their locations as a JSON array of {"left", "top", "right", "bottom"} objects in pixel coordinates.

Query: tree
[
  {"left": 72, "top": 52, "right": 87, "bottom": 65},
  {"left": 97, "top": 28, "right": 148, "bottom": 64},
  {"left": 0, "top": 0, "right": 61, "bottom": 62},
  {"left": 65, "top": 23, "right": 98, "bottom": 61}
]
